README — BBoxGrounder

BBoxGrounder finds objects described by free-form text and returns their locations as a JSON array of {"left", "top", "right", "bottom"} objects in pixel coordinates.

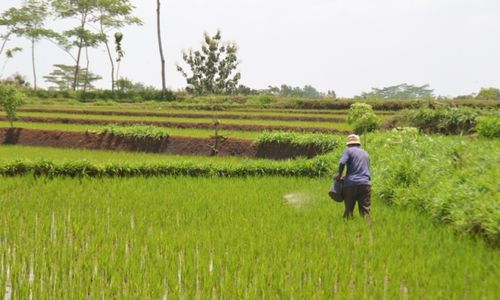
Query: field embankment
[{"left": 0, "top": 128, "right": 332, "bottom": 159}]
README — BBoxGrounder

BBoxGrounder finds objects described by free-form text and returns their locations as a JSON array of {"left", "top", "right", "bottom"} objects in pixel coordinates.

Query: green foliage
[
  {"left": 0, "top": 157, "right": 332, "bottom": 178},
  {"left": 347, "top": 102, "right": 379, "bottom": 134},
  {"left": 43, "top": 64, "right": 102, "bottom": 91},
  {"left": 394, "top": 107, "right": 481, "bottom": 134},
  {"left": 255, "top": 131, "right": 340, "bottom": 153},
  {"left": 24, "top": 87, "right": 175, "bottom": 102},
  {"left": 177, "top": 30, "right": 241, "bottom": 95},
  {"left": 0, "top": 83, "right": 24, "bottom": 126},
  {"left": 265, "top": 84, "right": 330, "bottom": 99},
  {"left": 373, "top": 132, "right": 500, "bottom": 246},
  {"left": 0, "top": 176, "right": 497, "bottom": 298},
  {"left": 476, "top": 116, "right": 500, "bottom": 138},
  {"left": 476, "top": 87, "right": 500, "bottom": 100},
  {"left": 97, "top": 124, "right": 169, "bottom": 140},
  {"left": 360, "top": 83, "right": 434, "bottom": 100}
]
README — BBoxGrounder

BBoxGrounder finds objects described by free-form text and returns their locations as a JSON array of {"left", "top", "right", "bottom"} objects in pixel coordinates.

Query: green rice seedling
[
  {"left": 255, "top": 131, "right": 341, "bottom": 153},
  {"left": 96, "top": 124, "right": 169, "bottom": 140},
  {"left": 0, "top": 177, "right": 498, "bottom": 298}
]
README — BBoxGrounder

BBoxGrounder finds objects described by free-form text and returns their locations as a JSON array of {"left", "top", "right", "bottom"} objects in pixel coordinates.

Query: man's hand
[{"left": 335, "top": 173, "right": 342, "bottom": 181}]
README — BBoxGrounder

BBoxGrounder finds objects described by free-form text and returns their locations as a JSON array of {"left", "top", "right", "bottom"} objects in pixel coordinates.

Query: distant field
[
  {"left": 0, "top": 121, "right": 261, "bottom": 139},
  {"left": 12, "top": 112, "right": 354, "bottom": 129}
]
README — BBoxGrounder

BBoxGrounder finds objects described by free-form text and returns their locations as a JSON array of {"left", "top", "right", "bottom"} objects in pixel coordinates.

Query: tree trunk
[
  {"left": 31, "top": 38, "right": 37, "bottom": 90},
  {"left": 0, "top": 32, "right": 12, "bottom": 57},
  {"left": 73, "top": 12, "right": 88, "bottom": 91},
  {"left": 156, "top": 0, "right": 166, "bottom": 100},
  {"left": 101, "top": 21, "right": 115, "bottom": 91},
  {"left": 83, "top": 46, "right": 90, "bottom": 94}
]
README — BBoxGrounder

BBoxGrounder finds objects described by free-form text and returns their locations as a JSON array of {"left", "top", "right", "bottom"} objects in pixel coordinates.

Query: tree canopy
[
  {"left": 360, "top": 83, "right": 434, "bottom": 100},
  {"left": 177, "top": 30, "right": 241, "bottom": 95}
]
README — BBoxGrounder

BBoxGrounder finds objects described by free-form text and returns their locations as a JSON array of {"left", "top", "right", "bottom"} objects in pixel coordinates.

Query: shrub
[
  {"left": 394, "top": 107, "right": 481, "bottom": 134},
  {"left": 97, "top": 125, "right": 169, "bottom": 140},
  {"left": 347, "top": 103, "right": 380, "bottom": 134},
  {"left": 0, "top": 84, "right": 24, "bottom": 127},
  {"left": 476, "top": 116, "right": 500, "bottom": 138},
  {"left": 255, "top": 131, "right": 340, "bottom": 153}
]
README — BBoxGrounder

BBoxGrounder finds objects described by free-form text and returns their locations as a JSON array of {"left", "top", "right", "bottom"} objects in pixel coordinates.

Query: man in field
[{"left": 335, "top": 134, "right": 372, "bottom": 221}]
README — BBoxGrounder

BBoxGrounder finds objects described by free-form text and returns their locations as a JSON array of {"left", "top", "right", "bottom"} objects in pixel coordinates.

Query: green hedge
[
  {"left": 0, "top": 158, "right": 333, "bottom": 178},
  {"left": 476, "top": 116, "right": 500, "bottom": 138},
  {"left": 393, "top": 107, "right": 484, "bottom": 134},
  {"left": 23, "top": 88, "right": 176, "bottom": 102},
  {"left": 255, "top": 131, "right": 340, "bottom": 153},
  {"left": 97, "top": 125, "right": 170, "bottom": 140}
]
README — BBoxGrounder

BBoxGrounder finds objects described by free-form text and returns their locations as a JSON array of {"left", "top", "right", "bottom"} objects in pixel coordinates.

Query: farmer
[{"left": 335, "top": 134, "right": 371, "bottom": 220}]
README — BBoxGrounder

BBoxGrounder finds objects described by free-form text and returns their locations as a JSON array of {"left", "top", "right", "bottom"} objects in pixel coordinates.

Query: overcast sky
[{"left": 1, "top": 0, "right": 499, "bottom": 97}]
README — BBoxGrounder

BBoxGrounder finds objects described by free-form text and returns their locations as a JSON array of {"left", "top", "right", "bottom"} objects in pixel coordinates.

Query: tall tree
[
  {"left": 10, "top": 0, "right": 61, "bottom": 90},
  {"left": 51, "top": 0, "right": 105, "bottom": 91},
  {"left": 177, "top": 30, "right": 241, "bottom": 95},
  {"left": 95, "top": 0, "right": 142, "bottom": 91},
  {"left": 0, "top": 7, "right": 26, "bottom": 58},
  {"left": 156, "top": 0, "right": 166, "bottom": 99},
  {"left": 43, "top": 64, "right": 101, "bottom": 90},
  {"left": 361, "top": 83, "right": 434, "bottom": 100}
]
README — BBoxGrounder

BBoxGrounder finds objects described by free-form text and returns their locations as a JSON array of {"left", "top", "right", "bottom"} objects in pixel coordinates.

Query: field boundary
[
  {"left": 18, "top": 108, "right": 348, "bottom": 123},
  {"left": 2, "top": 116, "right": 349, "bottom": 133},
  {"left": 0, "top": 128, "right": 331, "bottom": 159}
]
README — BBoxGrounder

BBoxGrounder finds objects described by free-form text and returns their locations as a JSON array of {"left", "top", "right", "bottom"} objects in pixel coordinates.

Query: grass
[
  {"left": 0, "top": 176, "right": 498, "bottom": 299},
  {"left": 0, "top": 145, "right": 260, "bottom": 164},
  {"left": 97, "top": 125, "right": 169, "bottom": 140},
  {"left": 22, "top": 105, "right": 353, "bottom": 119},
  {"left": 11, "top": 111, "right": 354, "bottom": 130},
  {"left": 0, "top": 121, "right": 261, "bottom": 139}
]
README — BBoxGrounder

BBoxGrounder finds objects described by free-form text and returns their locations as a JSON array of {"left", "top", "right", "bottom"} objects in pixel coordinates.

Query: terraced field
[{"left": 0, "top": 101, "right": 498, "bottom": 299}]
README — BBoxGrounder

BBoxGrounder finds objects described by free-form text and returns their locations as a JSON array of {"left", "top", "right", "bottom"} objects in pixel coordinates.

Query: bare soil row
[
  {"left": 3, "top": 116, "right": 348, "bottom": 134},
  {"left": 0, "top": 128, "right": 328, "bottom": 159}
]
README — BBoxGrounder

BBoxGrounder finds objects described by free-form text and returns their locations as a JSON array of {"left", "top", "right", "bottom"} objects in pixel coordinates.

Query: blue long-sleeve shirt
[{"left": 338, "top": 146, "right": 371, "bottom": 187}]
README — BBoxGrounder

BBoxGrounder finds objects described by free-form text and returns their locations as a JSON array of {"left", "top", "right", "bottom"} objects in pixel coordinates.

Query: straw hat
[{"left": 346, "top": 134, "right": 361, "bottom": 145}]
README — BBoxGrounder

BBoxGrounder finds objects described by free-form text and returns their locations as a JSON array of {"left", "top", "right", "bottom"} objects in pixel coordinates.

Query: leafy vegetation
[
  {"left": 476, "top": 87, "right": 500, "bottom": 100},
  {"left": 347, "top": 102, "right": 379, "bottom": 134},
  {"left": 358, "top": 83, "right": 434, "bottom": 100},
  {"left": 0, "top": 83, "right": 24, "bottom": 126},
  {"left": 96, "top": 124, "right": 169, "bottom": 140},
  {"left": 373, "top": 131, "right": 499, "bottom": 246},
  {"left": 393, "top": 107, "right": 483, "bottom": 134},
  {"left": 476, "top": 116, "right": 500, "bottom": 138},
  {"left": 255, "top": 131, "right": 340, "bottom": 153},
  {"left": 177, "top": 30, "right": 241, "bottom": 95}
]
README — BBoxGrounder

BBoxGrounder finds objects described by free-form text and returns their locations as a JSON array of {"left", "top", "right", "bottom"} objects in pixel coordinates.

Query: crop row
[
  {"left": 0, "top": 131, "right": 498, "bottom": 245},
  {"left": 18, "top": 108, "right": 349, "bottom": 123},
  {"left": 12, "top": 111, "right": 351, "bottom": 129},
  {"left": 0, "top": 158, "right": 333, "bottom": 178},
  {"left": 1, "top": 177, "right": 498, "bottom": 298}
]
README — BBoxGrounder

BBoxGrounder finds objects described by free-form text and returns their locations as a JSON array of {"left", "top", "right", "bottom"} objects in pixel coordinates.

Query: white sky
[{"left": 1, "top": 0, "right": 499, "bottom": 97}]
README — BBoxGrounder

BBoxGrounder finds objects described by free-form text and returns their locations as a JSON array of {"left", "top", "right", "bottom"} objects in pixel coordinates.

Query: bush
[
  {"left": 394, "top": 107, "right": 481, "bottom": 134},
  {"left": 476, "top": 116, "right": 500, "bottom": 138},
  {"left": 347, "top": 103, "right": 380, "bottom": 134},
  {"left": 255, "top": 131, "right": 340, "bottom": 153},
  {"left": 0, "top": 84, "right": 24, "bottom": 127},
  {"left": 97, "top": 125, "right": 170, "bottom": 140}
]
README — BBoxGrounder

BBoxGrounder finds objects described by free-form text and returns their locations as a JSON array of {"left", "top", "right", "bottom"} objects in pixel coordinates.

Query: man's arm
[{"left": 335, "top": 150, "right": 349, "bottom": 180}]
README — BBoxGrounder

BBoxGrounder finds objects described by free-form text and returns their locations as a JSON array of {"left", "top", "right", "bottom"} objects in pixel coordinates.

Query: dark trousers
[{"left": 343, "top": 185, "right": 371, "bottom": 218}]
